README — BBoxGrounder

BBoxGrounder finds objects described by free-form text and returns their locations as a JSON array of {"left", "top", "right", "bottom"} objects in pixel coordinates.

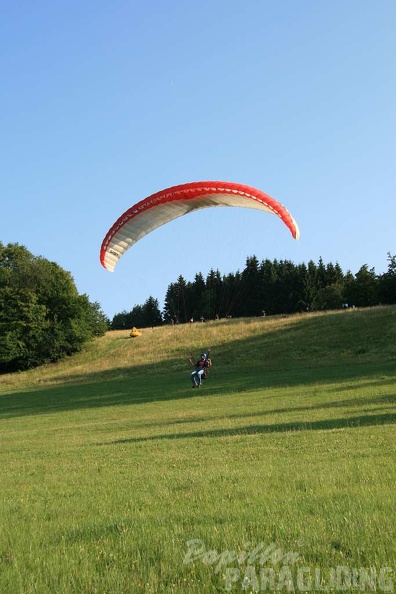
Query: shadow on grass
[
  {"left": 107, "top": 412, "right": 396, "bottom": 444},
  {"left": 0, "top": 306, "right": 395, "bottom": 420},
  {"left": 0, "top": 366, "right": 396, "bottom": 430},
  {"left": 0, "top": 359, "right": 394, "bottom": 423}
]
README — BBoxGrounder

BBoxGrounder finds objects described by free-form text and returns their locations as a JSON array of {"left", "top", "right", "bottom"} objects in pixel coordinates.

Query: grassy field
[{"left": 0, "top": 306, "right": 395, "bottom": 593}]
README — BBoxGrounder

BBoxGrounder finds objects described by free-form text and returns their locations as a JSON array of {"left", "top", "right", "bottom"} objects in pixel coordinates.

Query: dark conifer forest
[{"left": 110, "top": 253, "right": 396, "bottom": 329}]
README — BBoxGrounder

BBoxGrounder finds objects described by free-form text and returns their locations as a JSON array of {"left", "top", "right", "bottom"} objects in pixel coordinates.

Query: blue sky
[{"left": 1, "top": 0, "right": 394, "bottom": 319}]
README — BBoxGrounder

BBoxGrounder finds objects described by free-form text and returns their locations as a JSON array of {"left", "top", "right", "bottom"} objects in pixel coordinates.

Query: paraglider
[
  {"left": 189, "top": 350, "right": 212, "bottom": 388},
  {"left": 100, "top": 181, "right": 300, "bottom": 272}
]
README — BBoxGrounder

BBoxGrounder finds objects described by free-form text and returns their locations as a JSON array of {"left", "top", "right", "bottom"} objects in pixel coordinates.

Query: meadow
[{"left": 0, "top": 306, "right": 395, "bottom": 593}]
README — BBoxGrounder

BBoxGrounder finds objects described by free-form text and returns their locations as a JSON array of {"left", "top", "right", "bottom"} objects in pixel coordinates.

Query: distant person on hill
[{"left": 189, "top": 352, "right": 212, "bottom": 388}]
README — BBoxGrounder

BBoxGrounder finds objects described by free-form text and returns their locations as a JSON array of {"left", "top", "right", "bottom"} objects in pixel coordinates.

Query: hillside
[
  {"left": 0, "top": 306, "right": 395, "bottom": 594},
  {"left": 1, "top": 305, "right": 395, "bottom": 393}
]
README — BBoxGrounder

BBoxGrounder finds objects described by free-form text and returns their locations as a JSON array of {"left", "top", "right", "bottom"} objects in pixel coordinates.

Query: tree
[
  {"left": 240, "top": 256, "right": 262, "bottom": 316},
  {"left": 221, "top": 271, "right": 243, "bottom": 318},
  {"left": 189, "top": 272, "right": 207, "bottom": 320},
  {"left": 378, "top": 253, "right": 396, "bottom": 304},
  {"left": 78, "top": 298, "right": 109, "bottom": 337},
  {"left": 344, "top": 265, "right": 379, "bottom": 307},
  {"left": 0, "top": 242, "right": 108, "bottom": 372},
  {"left": 203, "top": 269, "right": 222, "bottom": 320},
  {"left": 111, "top": 310, "right": 132, "bottom": 330},
  {"left": 129, "top": 305, "right": 144, "bottom": 328},
  {"left": 141, "top": 296, "right": 162, "bottom": 327},
  {"left": 269, "top": 260, "right": 303, "bottom": 314},
  {"left": 0, "top": 287, "right": 48, "bottom": 370},
  {"left": 313, "top": 283, "right": 344, "bottom": 311},
  {"left": 163, "top": 276, "right": 189, "bottom": 323}
]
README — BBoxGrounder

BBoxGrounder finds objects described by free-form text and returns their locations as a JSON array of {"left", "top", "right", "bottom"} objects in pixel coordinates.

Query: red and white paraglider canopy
[{"left": 100, "top": 180, "right": 300, "bottom": 272}]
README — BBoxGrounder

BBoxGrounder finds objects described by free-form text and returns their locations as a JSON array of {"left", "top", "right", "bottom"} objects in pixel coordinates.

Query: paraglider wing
[{"left": 100, "top": 181, "right": 300, "bottom": 272}]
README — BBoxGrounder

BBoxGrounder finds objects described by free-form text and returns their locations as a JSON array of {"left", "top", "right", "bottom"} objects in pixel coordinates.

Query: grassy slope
[{"left": 0, "top": 306, "right": 395, "bottom": 593}]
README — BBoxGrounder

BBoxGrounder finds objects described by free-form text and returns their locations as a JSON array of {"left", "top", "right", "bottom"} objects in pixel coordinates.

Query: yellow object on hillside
[{"left": 130, "top": 327, "right": 142, "bottom": 338}]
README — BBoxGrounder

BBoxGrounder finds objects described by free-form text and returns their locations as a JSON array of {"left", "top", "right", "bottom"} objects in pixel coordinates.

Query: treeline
[
  {"left": 111, "top": 253, "right": 396, "bottom": 329},
  {"left": 0, "top": 243, "right": 108, "bottom": 373},
  {"left": 111, "top": 296, "right": 163, "bottom": 331}
]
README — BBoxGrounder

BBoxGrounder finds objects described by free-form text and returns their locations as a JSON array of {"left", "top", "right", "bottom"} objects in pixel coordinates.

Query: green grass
[{"left": 0, "top": 307, "right": 395, "bottom": 593}]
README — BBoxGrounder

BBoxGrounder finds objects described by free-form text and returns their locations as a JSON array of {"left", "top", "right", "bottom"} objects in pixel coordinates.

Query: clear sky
[{"left": 1, "top": 0, "right": 395, "bottom": 319}]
